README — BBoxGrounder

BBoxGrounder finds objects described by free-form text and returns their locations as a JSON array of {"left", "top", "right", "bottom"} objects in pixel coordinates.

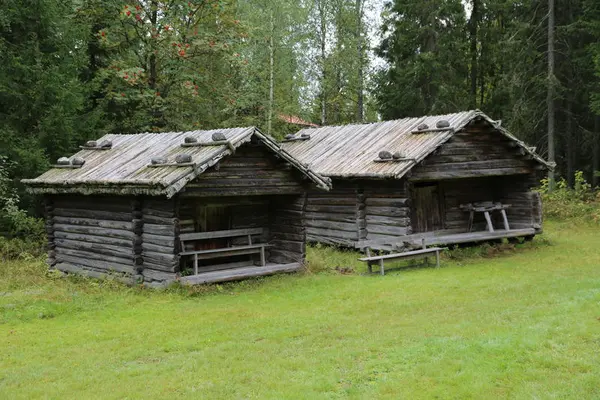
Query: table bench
[
  {"left": 460, "top": 202, "right": 511, "bottom": 233},
  {"left": 180, "top": 228, "right": 270, "bottom": 275},
  {"left": 358, "top": 243, "right": 443, "bottom": 276}
]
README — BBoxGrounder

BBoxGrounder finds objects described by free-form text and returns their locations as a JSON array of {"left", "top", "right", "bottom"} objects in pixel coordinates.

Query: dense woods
[{"left": 0, "top": 0, "right": 599, "bottom": 230}]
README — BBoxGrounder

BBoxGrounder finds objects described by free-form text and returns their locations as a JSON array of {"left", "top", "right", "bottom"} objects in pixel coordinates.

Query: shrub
[
  {"left": 538, "top": 171, "right": 600, "bottom": 223},
  {"left": 0, "top": 156, "right": 46, "bottom": 259}
]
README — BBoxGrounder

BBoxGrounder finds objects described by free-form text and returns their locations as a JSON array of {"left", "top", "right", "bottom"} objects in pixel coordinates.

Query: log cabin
[
  {"left": 280, "top": 110, "right": 553, "bottom": 251},
  {"left": 23, "top": 127, "right": 331, "bottom": 286}
]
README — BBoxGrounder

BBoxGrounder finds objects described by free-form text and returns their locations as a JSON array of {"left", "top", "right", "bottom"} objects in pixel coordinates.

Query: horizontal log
[
  {"left": 55, "top": 263, "right": 133, "bottom": 284},
  {"left": 366, "top": 216, "right": 410, "bottom": 227},
  {"left": 142, "top": 233, "right": 177, "bottom": 247},
  {"left": 305, "top": 219, "right": 362, "bottom": 232},
  {"left": 55, "top": 247, "right": 133, "bottom": 266},
  {"left": 53, "top": 208, "right": 132, "bottom": 222},
  {"left": 307, "top": 197, "right": 357, "bottom": 206},
  {"left": 411, "top": 167, "right": 533, "bottom": 181},
  {"left": 55, "top": 238, "right": 132, "bottom": 259},
  {"left": 268, "top": 249, "right": 304, "bottom": 264},
  {"left": 56, "top": 254, "right": 133, "bottom": 274},
  {"left": 53, "top": 216, "right": 132, "bottom": 230},
  {"left": 367, "top": 225, "right": 410, "bottom": 236},
  {"left": 142, "top": 260, "right": 178, "bottom": 273},
  {"left": 305, "top": 212, "right": 357, "bottom": 224},
  {"left": 305, "top": 205, "right": 358, "bottom": 214},
  {"left": 188, "top": 179, "right": 301, "bottom": 188},
  {"left": 142, "top": 215, "right": 178, "bottom": 225},
  {"left": 366, "top": 232, "right": 411, "bottom": 242},
  {"left": 143, "top": 241, "right": 175, "bottom": 254},
  {"left": 142, "top": 251, "right": 179, "bottom": 267},
  {"left": 180, "top": 186, "right": 303, "bottom": 197},
  {"left": 362, "top": 190, "right": 407, "bottom": 198},
  {"left": 366, "top": 207, "right": 410, "bottom": 218},
  {"left": 364, "top": 197, "right": 409, "bottom": 207},
  {"left": 271, "top": 239, "right": 304, "bottom": 253},
  {"left": 306, "top": 234, "right": 355, "bottom": 247},
  {"left": 54, "top": 231, "right": 133, "bottom": 248},
  {"left": 142, "top": 268, "right": 176, "bottom": 282},
  {"left": 54, "top": 224, "right": 134, "bottom": 240},
  {"left": 144, "top": 223, "right": 176, "bottom": 236},
  {"left": 416, "top": 159, "right": 530, "bottom": 172},
  {"left": 142, "top": 207, "right": 176, "bottom": 219},
  {"left": 306, "top": 227, "right": 357, "bottom": 241}
]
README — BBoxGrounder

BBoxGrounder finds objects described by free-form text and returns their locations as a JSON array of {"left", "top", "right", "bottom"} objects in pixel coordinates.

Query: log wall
[
  {"left": 182, "top": 143, "right": 306, "bottom": 197},
  {"left": 51, "top": 195, "right": 137, "bottom": 283},
  {"left": 305, "top": 183, "right": 362, "bottom": 246},
  {"left": 141, "top": 198, "right": 179, "bottom": 285},
  {"left": 411, "top": 122, "right": 537, "bottom": 181},
  {"left": 363, "top": 180, "right": 412, "bottom": 242},
  {"left": 269, "top": 194, "right": 307, "bottom": 264}
]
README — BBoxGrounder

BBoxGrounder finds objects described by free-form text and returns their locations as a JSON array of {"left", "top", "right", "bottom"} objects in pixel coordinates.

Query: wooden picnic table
[{"left": 459, "top": 202, "right": 511, "bottom": 233}]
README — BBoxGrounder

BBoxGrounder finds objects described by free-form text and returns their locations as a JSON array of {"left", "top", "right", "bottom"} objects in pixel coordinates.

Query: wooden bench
[
  {"left": 179, "top": 228, "right": 270, "bottom": 275},
  {"left": 358, "top": 242, "right": 443, "bottom": 276}
]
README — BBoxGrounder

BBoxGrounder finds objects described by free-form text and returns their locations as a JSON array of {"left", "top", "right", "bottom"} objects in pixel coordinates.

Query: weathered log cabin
[
  {"left": 23, "top": 127, "right": 331, "bottom": 286},
  {"left": 281, "top": 110, "right": 552, "bottom": 250}
]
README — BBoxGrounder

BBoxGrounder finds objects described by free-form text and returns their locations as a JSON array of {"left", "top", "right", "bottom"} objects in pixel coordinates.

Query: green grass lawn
[{"left": 1, "top": 220, "right": 599, "bottom": 399}]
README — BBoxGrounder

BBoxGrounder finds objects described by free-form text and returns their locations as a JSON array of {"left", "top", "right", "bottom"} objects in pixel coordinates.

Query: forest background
[{"left": 1, "top": 0, "right": 599, "bottom": 230}]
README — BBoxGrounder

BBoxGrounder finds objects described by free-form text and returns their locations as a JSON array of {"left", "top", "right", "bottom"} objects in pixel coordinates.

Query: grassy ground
[{"left": 1, "top": 220, "right": 599, "bottom": 399}]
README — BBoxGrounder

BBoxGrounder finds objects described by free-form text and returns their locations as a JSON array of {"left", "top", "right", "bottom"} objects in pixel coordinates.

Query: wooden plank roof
[
  {"left": 281, "top": 110, "right": 552, "bottom": 179},
  {"left": 23, "top": 127, "right": 332, "bottom": 197}
]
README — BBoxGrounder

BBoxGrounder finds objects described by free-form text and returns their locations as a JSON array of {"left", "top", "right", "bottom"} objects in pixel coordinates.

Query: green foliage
[
  {"left": 0, "top": 0, "right": 88, "bottom": 183},
  {"left": 538, "top": 171, "right": 600, "bottom": 222},
  {"left": 376, "top": 0, "right": 469, "bottom": 118},
  {"left": 0, "top": 157, "right": 45, "bottom": 243}
]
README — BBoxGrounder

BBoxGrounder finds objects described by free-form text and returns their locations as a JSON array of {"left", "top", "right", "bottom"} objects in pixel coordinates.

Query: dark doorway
[
  {"left": 195, "top": 205, "right": 232, "bottom": 250},
  {"left": 411, "top": 182, "right": 444, "bottom": 233}
]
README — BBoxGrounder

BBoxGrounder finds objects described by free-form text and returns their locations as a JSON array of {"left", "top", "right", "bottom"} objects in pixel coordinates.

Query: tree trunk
[
  {"left": 547, "top": 0, "right": 556, "bottom": 191},
  {"left": 594, "top": 116, "right": 600, "bottom": 187},
  {"left": 267, "top": 10, "right": 275, "bottom": 135},
  {"left": 355, "top": 0, "right": 364, "bottom": 123},
  {"left": 469, "top": 0, "right": 479, "bottom": 109},
  {"left": 566, "top": 100, "right": 574, "bottom": 187},
  {"left": 149, "top": 1, "right": 158, "bottom": 90},
  {"left": 319, "top": 0, "right": 327, "bottom": 126}
]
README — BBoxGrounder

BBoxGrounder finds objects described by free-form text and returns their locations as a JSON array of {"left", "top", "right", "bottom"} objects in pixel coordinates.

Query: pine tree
[{"left": 375, "top": 0, "right": 469, "bottom": 119}]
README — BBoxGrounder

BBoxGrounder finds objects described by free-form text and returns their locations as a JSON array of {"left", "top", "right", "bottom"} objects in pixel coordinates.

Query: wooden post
[
  {"left": 379, "top": 258, "right": 385, "bottom": 276},
  {"left": 365, "top": 247, "right": 372, "bottom": 274},
  {"left": 484, "top": 211, "right": 494, "bottom": 232},
  {"left": 194, "top": 253, "right": 198, "bottom": 275},
  {"left": 260, "top": 246, "right": 266, "bottom": 266},
  {"left": 500, "top": 209, "right": 510, "bottom": 231},
  {"left": 435, "top": 250, "right": 440, "bottom": 268},
  {"left": 468, "top": 210, "right": 474, "bottom": 232}
]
